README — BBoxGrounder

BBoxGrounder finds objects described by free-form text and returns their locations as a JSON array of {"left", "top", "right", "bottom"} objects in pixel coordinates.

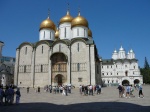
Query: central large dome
[
  {"left": 59, "top": 11, "right": 73, "bottom": 24},
  {"left": 71, "top": 12, "right": 88, "bottom": 28}
]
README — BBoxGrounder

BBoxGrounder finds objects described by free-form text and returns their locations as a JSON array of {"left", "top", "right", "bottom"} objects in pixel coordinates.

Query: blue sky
[{"left": 0, "top": 0, "right": 150, "bottom": 67}]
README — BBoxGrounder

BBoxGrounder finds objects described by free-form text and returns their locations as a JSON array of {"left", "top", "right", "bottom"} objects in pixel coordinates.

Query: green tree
[
  {"left": 144, "top": 57, "right": 149, "bottom": 69},
  {"left": 140, "top": 57, "right": 150, "bottom": 84}
]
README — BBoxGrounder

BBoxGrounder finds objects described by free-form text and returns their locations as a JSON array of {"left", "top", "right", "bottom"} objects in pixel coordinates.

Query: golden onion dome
[
  {"left": 71, "top": 12, "right": 88, "bottom": 28},
  {"left": 88, "top": 29, "right": 92, "bottom": 37},
  {"left": 55, "top": 29, "right": 59, "bottom": 39},
  {"left": 59, "top": 11, "right": 73, "bottom": 24},
  {"left": 40, "top": 17, "right": 56, "bottom": 31}
]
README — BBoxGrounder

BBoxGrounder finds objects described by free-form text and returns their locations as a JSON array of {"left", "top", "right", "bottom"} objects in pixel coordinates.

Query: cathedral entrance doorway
[
  {"left": 55, "top": 74, "right": 64, "bottom": 86},
  {"left": 50, "top": 52, "right": 67, "bottom": 85},
  {"left": 134, "top": 79, "right": 140, "bottom": 84},
  {"left": 122, "top": 80, "right": 129, "bottom": 86}
]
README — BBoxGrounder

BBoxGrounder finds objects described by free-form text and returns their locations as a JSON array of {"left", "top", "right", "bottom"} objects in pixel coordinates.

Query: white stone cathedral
[
  {"left": 101, "top": 46, "right": 143, "bottom": 86},
  {"left": 14, "top": 9, "right": 101, "bottom": 87}
]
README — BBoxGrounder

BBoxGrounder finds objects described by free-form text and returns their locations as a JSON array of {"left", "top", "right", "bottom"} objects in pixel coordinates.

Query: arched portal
[
  {"left": 134, "top": 79, "right": 140, "bottom": 84},
  {"left": 122, "top": 80, "right": 129, "bottom": 86},
  {"left": 55, "top": 74, "right": 65, "bottom": 86},
  {"left": 51, "top": 52, "right": 67, "bottom": 85}
]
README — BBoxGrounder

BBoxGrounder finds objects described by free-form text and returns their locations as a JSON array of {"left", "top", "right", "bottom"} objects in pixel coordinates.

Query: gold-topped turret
[
  {"left": 71, "top": 10, "right": 88, "bottom": 28},
  {"left": 39, "top": 9, "right": 56, "bottom": 31},
  {"left": 88, "top": 29, "right": 92, "bottom": 37},
  {"left": 59, "top": 10, "right": 73, "bottom": 24}
]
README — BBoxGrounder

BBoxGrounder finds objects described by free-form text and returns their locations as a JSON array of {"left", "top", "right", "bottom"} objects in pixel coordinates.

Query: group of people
[
  {"left": 0, "top": 85, "right": 21, "bottom": 105},
  {"left": 43, "top": 85, "right": 73, "bottom": 96},
  {"left": 117, "top": 83, "right": 144, "bottom": 98},
  {"left": 79, "top": 85, "right": 102, "bottom": 96}
]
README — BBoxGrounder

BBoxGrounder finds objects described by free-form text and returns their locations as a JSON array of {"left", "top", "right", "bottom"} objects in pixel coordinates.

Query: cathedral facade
[
  {"left": 101, "top": 46, "right": 143, "bottom": 86},
  {"left": 14, "top": 10, "right": 101, "bottom": 87}
]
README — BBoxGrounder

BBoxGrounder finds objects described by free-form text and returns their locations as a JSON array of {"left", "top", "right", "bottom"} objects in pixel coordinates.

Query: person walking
[
  {"left": 15, "top": 88, "right": 21, "bottom": 104},
  {"left": 138, "top": 84, "right": 144, "bottom": 98},
  {"left": 126, "top": 85, "right": 131, "bottom": 98},
  {"left": 117, "top": 84, "right": 122, "bottom": 98}
]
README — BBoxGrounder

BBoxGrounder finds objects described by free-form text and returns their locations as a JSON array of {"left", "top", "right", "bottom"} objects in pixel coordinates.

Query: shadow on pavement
[{"left": 0, "top": 102, "right": 150, "bottom": 112}]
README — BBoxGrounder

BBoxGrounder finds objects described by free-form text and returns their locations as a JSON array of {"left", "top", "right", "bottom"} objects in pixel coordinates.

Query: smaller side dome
[
  {"left": 55, "top": 28, "right": 59, "bottom": 39},
  {"left": 59, "top": 11, "right": 73, "bottom": 24},
  {"left": 71, "top": 12, "right": 88, "bottom": 28},
  {"left": 114, "top": 49, "right": 117, "bottom": 53},
  {"left": 40, "top": 17, "right": 56, "bottom": 31},
  {"left": 119, "top": 46, "right": 124, "bottom": 51},
  {"left": 88, "top": 29, "right": 92, "bottom": 37},
  {"left": 130, "top": 49, "right": 133, "bottom": 53}
]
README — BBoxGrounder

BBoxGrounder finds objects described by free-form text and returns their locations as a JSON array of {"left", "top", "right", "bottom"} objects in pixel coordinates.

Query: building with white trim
[{"left": 101, "top": 46, "right": 143, "bottom": 86}]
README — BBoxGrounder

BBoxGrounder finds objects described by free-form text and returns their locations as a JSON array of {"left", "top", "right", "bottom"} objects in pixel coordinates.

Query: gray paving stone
[{"left": 0, "top": 85, "right": 150, "bottom": 112}]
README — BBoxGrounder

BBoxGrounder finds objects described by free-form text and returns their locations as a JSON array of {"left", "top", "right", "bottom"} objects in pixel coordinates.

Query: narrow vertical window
[
  {"left": 97, "top": 65, "right": 99, "bottom": 74},
  {"left": 84, "top": 29, "right": 85, "bottom": 36},
  {"left": 42, "top": 46, "right": 43, "bottom": 54},
  {"left": 50, "top": 32, "right": 51, "bottom": 39},
  {"left": 44, "top": 31, "right": 45, "bottom": 38},
  {"left": 25, "top": 47, "right": 27, "bottom": 55},
  {"left": 58, "top": 64, "right": 61, "bottom": 71},
  {"left": 77, "top": 43, "right": 79, "bottom": 52},
  {"left": 64, "top": 27, "right": 66, "bottom": 38},
  {"left": 77, "top": 63, "right": 80, "bottom": 71},
  {"left": 59, "top": 44, "right": 61, "bottom": 52},
  {"left": 24, "top": 65, "right": 26, "bottom": 73},
  {"left": 41, "top": 65, "right": 43, "bottom": 72},
  {"left": 77, "top": 28, "right": 79, "bottom": 36}
]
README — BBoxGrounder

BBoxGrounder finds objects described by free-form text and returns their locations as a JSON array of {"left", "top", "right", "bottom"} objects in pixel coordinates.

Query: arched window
[
  {"left": 50, "top": 32, "right": 51, "bottom": 39},
  {"left": 58, "top": 64, "right": 61, "bottom": 71},
  {"left": 77, "top": 28, "right": 79, "bottom": 36},
  {"left": 77, "top": 63, "right": 80, "bottom": 71},
  {"left": 77, "top": 43, "right": 79, "bottom": 52},
  {"left": 41, "top": 65, "right": 43, "bottom": 72},
  {"left": 44, "top": 31, "right": 45, "bottom": 38},
  {"left": 42, "top": 46, "right": 43, "bottom": 54},
  {"left": 59, "top": 44, "right": 61, "bottom": 52},
  {"left": 125, "top": 71, "right": 128, "bottom": 76},
  {"left": 24, "top": 65, "right": 26, "bottom": 73},
  {"left": 25, "top": 47, "right": 27, "bottom": 55},
  {"left": 64, "top": 27, "right": 66, "bottom": 38}
]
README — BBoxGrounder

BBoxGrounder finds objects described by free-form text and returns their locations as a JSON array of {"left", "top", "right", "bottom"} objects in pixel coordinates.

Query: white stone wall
[
  {"left": 71, "top": 41, "right": 89, "bottom": 86},
  {"left": 53, "top": 42, "right": 68, "bottom": 55},
  {"left": 35, "top": 44, "right": 49, "bottom": 64},
  {"left": 39, "top": 29, "right": 55, "bottom": 41},
  {"left": 59, "top": 23, "right": 72, "bottom": 40},
  {"left": 101, "top": 59, "right": 143, "bottom": 85},
  {"left": 34, "top": 73, "right": 49, "bottom": 87},
  {"left": 72, "top": 26, "right": 88, "bottom": 38},
  {"left": 19, "top": 45, "right": 33, "bottom": 65}
]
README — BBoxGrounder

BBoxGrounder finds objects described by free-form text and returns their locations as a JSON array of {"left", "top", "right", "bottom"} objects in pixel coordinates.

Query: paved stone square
[{"left": 0, "top": 85, "right": 150, "bottom": 112}]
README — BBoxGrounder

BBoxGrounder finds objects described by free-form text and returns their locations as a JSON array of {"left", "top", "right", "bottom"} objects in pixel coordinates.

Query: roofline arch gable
[
  {"left": 35, "top": 40, "right": 51, "bottom": 48},
  {"left": 52, "top": 40, "right": 69, "bottom": 47},
  {"left": 18, "top": 42, "right": 33, "bottom": 49},
  {"left": 71, "top": 38, "right": 87, "bottom": 45}
]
